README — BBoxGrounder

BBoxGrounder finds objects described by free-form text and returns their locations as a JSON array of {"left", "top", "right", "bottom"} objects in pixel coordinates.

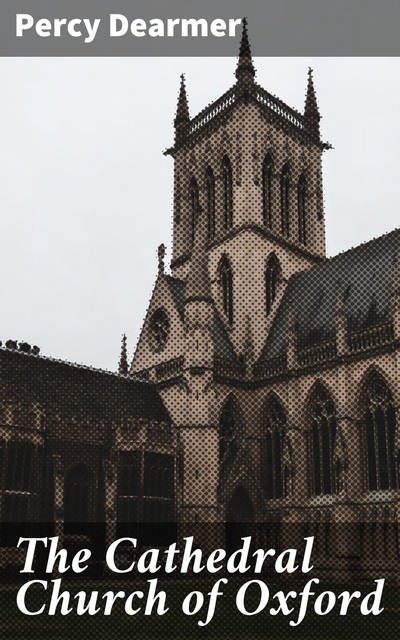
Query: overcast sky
[{"left": 0, "top": 56, "right": 399, "bottom": 371}]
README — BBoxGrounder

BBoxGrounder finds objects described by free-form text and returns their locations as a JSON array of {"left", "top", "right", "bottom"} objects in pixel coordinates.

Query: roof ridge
[
  {"left": 287, "top": 226, "right": 400, "bottom": 285},
  {"left": 0, "top": 345, "right": 153, "bottom": 384},
  {"left": 327, "top": 226, "right": 400, "bottom": 262}
]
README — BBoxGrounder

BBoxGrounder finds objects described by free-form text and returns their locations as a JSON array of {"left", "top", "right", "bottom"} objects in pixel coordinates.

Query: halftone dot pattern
[{"left": 0, "top": 18, "right": 399, "bottom": 640}]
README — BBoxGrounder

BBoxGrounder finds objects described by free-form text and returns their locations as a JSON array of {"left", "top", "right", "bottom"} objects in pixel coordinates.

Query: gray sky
[{"left": 0, "top": 57, "right": 399, "bottom": 371}]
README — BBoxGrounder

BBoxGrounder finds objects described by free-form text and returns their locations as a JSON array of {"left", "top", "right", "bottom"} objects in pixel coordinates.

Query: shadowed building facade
[
  {"left": 0, "top": 22, "right": 399, "bottom": 578},
  {"left": 0, "top": 347, "right": 179, "bottom": 569},
  {"left": 131, "top": 21, "right": 399, "bottom": 576}
]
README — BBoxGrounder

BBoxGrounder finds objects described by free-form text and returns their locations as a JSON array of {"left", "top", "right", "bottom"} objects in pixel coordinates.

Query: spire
[
  {"left": 118, "top": 333, "right": 128, "bottom": 375},
  {"left": 185, "top": 209, "right": 211, "bottom": 303},
  {"left": 174, "top": 74, "right": 190, "bottom": 143},
  {"left": 235, "top": 18, "right": 256, "bottom": 84},
  {"left": 304, "top": 67, "right": 320, "bottom": 139}
]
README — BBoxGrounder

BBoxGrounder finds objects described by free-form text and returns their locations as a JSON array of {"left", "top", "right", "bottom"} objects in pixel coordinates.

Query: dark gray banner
[{"left": 0, "top": 0, "right": 399, "bottom": 56}]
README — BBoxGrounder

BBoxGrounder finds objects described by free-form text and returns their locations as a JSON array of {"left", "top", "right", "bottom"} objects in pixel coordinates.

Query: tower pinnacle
[
  {"left": 118, "top": 333, "right": 128, "bottom": 375},
  {"left": 235, "top": 18, "right": 256, "bottom": 83},
  {"left": 304, "top": 67, "right": 320, "bottom": 139},
  {"left": 174, "top": 74, "right": 190, "bottom": 142},
  {"left": 158, "top": 243, "right": 166, "bottom": 275}
]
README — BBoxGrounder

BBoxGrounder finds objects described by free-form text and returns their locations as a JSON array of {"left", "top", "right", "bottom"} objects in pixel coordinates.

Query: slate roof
[
  {"left": 258, "top": 228, "right": 400, "bottom": 362},
  {"left": 0, "top": 346, "right": 171, "bottom": 422},
  {"left": 165, "top": 274, "right": 237, "bottom": 360}
]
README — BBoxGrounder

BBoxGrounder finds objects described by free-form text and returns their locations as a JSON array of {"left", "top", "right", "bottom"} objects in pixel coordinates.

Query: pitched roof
[
  {"left": 258, "top": 229, "right": 400, "bottom": 362},
  {"left": 0, "top": 346, "right": 171, "bottom": 422}
]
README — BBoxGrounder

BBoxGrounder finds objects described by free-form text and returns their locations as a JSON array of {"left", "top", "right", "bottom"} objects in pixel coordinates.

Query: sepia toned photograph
[{"left": 0, "top": 12, "right": 399, "bottom": 640}]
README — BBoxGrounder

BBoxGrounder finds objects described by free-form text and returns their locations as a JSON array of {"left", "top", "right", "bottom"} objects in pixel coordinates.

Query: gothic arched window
[
  {"left": 265, "top": 254, "right": 280, "bottom": 316},
  {"left": 219, "top": 256, "right": 233, "bottom": 325},
  {"left": 189, "top": 177, "right": 199, "bottom": 243},
  {"left": 149, "top": 308, "right": 169, "bottom": 351},
  {"left": 2, "top": 441, "right": 35, "bottom": 525},
  {"left": 362, "top": 373, "right": 397, "bottom": 491},
  {"left": 264, "top": 397, "right": 286, "bottom": 499},
  {"left": 5, "top": 441, "right": 34, "bottom": 493},
  {"left": 280, "top": 163, "right": 290, "bottom": 237},
  {"left": 222, "top": 156, "right": 233, "bottom": 230},
  {"left": 262, "top": 153, "right": 273, "bottom": 227},
  {"left": 205, "top": 166, "right": 215, "bottom": 241},
  {"left": 144, "top": 453, "right": 174, "bottom": 499},
  {"left": 309, "top": 385, "right": 337, "bottom": 496},
  {"left": 297, "top": 174, "right": 307, "bottom": 245},
  {"left": 219, "top": 396, "right": 238, "bottom": 464}
]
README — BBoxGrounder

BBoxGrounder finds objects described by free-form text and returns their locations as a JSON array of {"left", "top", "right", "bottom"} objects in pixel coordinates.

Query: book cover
[{"left": 0, "top": 2, "right": 398, "bottom": 638}]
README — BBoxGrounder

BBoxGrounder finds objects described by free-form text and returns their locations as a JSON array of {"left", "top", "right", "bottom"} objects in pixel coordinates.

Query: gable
[{"left": 131, "top": 274, "right": 186, "bottom": 373}]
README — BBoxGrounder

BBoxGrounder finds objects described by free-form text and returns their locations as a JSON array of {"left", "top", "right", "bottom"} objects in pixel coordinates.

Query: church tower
[
  {"left": 131, "top": 20, "right": 331, "bottom": 531},
  {"left": 166, "top": 19, "right": 329, "bottom": 358}
]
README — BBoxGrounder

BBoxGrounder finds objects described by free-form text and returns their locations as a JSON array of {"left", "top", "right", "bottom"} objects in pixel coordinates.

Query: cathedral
[{"left": 0, "top": 21, "right": 399, "bottom": 578}]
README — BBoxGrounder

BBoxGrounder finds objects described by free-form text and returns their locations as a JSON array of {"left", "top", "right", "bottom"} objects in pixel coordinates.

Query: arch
[
  {"left": 64, "top": 464, "right": 94, "bottom": 533},
  {"left": 263, "top": 394, "right": 287, "bottom": 499},
  {"left": 222, "top": 155, "right": 233, "bottom": 230},
  {"left": 307, "top": 383, "right": 337, "bottom": 496},
  {"left": 265, "top": 253, "right": 280, "bottom": 316},
  {"left": 297, "top": 173, "right": 307, "bottom": 245},
  {"left": 189, "top": 177, "right": 199, "bottom": 243},
  {"left": 262, "top": 153, "right": 274, "bottom": 227},
  {"left": 218, "top": 255, "right": 233, "bottom": 325},
  {"left": 2, "top": 440, "right": 35, "bottom": 526},
  {"left": 205, "top": 166, "right": 215, "bottom": 241},
  {"left": 357, "top": 363, "right": 396, "bottom": 410},
  {"left": 4, "top": 440, "right": 34, "bottom": 492},
  {"left": 144, "top": 452, "right": 174, "bottom": 499},
  {"left": 360, "top": 371, "right": 397, "bottom": 491},
  {"left": 280, "top": 163, "right": 290, "bottom": 237},
  {"left": 149, "top": 307, "right": 170, "bottom": 351}
]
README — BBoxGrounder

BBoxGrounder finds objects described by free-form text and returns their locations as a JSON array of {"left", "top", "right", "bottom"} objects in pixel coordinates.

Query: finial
[
  {"left": 118, "top": 333, "right": 128, "bottom": 375},
  {"left": 304, "top": 67, "right": 320, "bottom": 139},
  {"left": 158, "top": 243, "right": 166, "bottom": 275},
  {"left": 174, "top": 73, "right": 190, "bottom": 142},
  {"left": 235, "top": 17, "right": 256, "bottom": 84}
]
